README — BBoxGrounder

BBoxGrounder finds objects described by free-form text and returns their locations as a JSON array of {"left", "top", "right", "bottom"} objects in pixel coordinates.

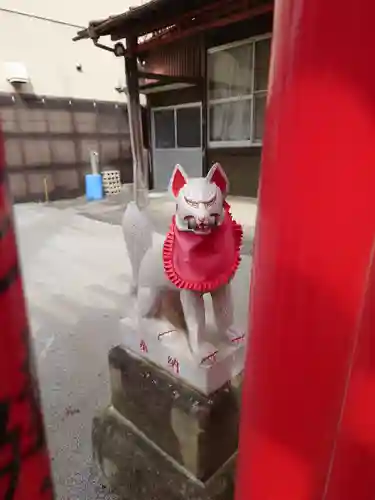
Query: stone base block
[
  {"left": 109, "top": 346, "right": 242, "bottom": 482},
  {"left": 120, "top": 316, "right": 246, "bottom": 395},
  {"left": 120, "top": 281, "right": 248, "bottom": 395},
  {"left": 93, "top": 405, "right": 236, "bottom": 500}
]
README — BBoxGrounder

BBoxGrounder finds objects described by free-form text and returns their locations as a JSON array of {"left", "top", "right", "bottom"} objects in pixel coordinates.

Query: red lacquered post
[
  {"left": 0, "top": 125, "right": 54, "bottom": 498},
  {"left": 236, "top": 0, "right": 375, "bottom": 499}
]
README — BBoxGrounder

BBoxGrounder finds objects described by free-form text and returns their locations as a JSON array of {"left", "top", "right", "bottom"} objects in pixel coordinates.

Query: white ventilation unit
[{"left": 4, "top": 62, "right": 30, "bottom": 84}]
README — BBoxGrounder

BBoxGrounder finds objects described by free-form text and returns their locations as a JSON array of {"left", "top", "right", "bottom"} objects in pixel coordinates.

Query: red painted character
[
  {"left": 167, "top": 356, "right": 180, "bottom": 375},
  {"left": 140, "top": 340, "right": 148, "bottom": 353}
]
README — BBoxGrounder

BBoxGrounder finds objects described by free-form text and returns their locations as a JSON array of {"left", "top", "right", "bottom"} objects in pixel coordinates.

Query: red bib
[{"left": 163, "top": 207, "right": 243, "bottom": 292}]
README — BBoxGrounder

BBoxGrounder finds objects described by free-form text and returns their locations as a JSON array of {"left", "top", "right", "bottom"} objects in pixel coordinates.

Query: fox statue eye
[
  {"left": 184, "top": 197, "right": 199, "bottom": 208},
  {"left": 204, "top": 196, "right": 216, "bottom": 208}
]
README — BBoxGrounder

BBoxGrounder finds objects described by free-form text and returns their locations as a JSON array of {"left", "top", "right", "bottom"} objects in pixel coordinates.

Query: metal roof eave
[{"left": 73, "top": 0, "right": 197, "bottom": 42}]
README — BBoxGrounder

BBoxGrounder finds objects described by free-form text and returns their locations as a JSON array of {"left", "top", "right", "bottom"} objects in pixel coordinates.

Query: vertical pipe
[
  {"left": 200, "top": 35, "right": 209, "bottom": 176},
  {"left": 0, "top": 125, "right": 54, "bottom": 498},
  {"left": 89, "top": 150, "right": 99, "bottom": 175},
  {"left": 236, "top": 0, "right": 375, "bottom": 499},
  {"left": 124, "top": 37, "right": 148, "bottom": 208},
  {"left": 43, "top": 176, "right": 49, "bottom": 203},
  {"left": 145, "top": 96, "right": 154, "bottom": 190}
]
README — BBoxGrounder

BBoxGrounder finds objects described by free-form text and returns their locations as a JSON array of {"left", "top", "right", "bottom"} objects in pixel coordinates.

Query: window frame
[
  {"left": 151, "top": 102, "right": 202, "bottom": 151},
  {"left": 207, "top": 33, "right": 272, "bottom": 149}
]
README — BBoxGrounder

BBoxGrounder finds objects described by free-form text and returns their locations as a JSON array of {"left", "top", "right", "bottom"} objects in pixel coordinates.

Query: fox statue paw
[
  {"left": 225, "top": 326, "right": 245, "bottom": 345},
  {"left": 189, "top": 342, "right": 219, "bottom": 366}
]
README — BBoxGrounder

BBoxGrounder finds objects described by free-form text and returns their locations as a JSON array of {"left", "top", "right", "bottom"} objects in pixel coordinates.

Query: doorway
[{"left": 151, "top": 103, "right": 202, "bottom": 190}]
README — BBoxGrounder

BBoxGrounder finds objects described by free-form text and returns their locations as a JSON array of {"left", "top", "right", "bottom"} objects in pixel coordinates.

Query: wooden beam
[
  {"left": 139, "top": 82, "right": 194, "bottom": 94},
  {"left": 137, "top": 71, "right": 201, "bottom": 85},
  {"left": 124, "top": 37, "right": 148, "bottom": 207}
]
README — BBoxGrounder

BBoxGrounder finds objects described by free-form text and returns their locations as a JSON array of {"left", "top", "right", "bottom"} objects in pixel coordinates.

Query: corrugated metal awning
[{"left": 73, "top": 0, "right": 208, "bottom": 42}]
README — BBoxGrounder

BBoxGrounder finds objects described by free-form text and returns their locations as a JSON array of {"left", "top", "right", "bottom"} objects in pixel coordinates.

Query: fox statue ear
[
  {"left": 206, "top": 162, "right": 229, "bottom": 196},
  {"left": 169, "top": 164, "right": 188, "bottom": 198}
]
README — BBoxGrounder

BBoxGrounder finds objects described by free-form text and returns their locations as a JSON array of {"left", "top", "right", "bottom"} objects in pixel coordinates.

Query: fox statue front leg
[
  {"left": 211, "top": 284, "right": 243, "bottom": 343},
  {"left": 211, "top": 284, "right": 233, "bottom": 334},
  {"left": 180, "top": 290, "right": 206, "bottom": 355}
]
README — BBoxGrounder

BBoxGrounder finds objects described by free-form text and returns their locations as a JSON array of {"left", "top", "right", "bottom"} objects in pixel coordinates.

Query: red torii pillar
[
  {"left": 0, "top": 126, "right": 54, "bottom": 498},
  {"left": 236, "top": 0, "right": 375, "bottom": 499}
]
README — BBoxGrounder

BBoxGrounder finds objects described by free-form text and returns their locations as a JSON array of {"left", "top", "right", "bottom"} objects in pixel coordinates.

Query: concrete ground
[
  {"left": 52, "top": 189, "right": 258, "bottom": 255},
  {"left": 13, "top": 189, "right": 257, "bottom": 499}
]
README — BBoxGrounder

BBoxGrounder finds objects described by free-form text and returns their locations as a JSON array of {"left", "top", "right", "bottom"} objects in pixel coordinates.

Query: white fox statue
[{"left": 122, "top": 162, "right": 244, "bottom": 362}]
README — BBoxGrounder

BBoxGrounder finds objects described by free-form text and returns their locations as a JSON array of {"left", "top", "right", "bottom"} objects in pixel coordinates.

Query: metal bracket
[
  {"left": 90, "top": 40, "right": 126, "bottom": 57},
  {"left": 92, "top": 40, "right": 115, "bottom": 54}
]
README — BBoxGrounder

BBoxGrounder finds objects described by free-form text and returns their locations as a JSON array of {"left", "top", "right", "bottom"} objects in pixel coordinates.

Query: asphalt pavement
[{"left": 13, "top": 189, "right": 257, "bottom": 499}]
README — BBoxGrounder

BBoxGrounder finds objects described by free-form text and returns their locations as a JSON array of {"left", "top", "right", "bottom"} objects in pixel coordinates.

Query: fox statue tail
[{"left": 122, "top": 201, "right": 153, "bottom": 295}]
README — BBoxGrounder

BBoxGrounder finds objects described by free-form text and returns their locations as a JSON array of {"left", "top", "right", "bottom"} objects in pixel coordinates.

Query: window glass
[
  {"left": 176, "top": 107, "right": 201, "bottom": 148},
  {"left": 154, "top": 109, "right": 175, "bottom": 149},
  {"left": 209, "top": 100, "right": 252, "bottom": 142},
  {"left": 208, "top": 44, "right": 253, "bottom": 100},
  {"left": 253, "top": 93, "right": 267, "bottom": 142},
  {"left": 208, "top": 36, "right": 271, "bottom": 145},
  {"left": 254, "top": 38, "right": 271, "bottom": 91}
]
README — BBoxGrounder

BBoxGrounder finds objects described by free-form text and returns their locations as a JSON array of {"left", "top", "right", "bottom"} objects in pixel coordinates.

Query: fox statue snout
[{"left": 185, "top": 214, "right": 219, "bottom": 232}]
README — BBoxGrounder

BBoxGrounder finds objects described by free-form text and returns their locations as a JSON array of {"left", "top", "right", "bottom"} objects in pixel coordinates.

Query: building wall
[
  {"left": 0, "top": 0, "right": 146, "bottom": 201},
  {"left": 147, "top": 86, "right": 202, "bottom": 108},
  {"left": 144, "top": 37, "right": 203, "bottom": 80},
  {"left": 206, "top": 12, "right": 273, "bottom": 49},
  {"left": 206, "top": 13, "right": 272, "bottom": 197},
  {"left": 144, "top": 38, "right": 204, "bottom": 189},
  {"left": 207, "top": 148, "right": 262, "bottom": 198},
  {"left": 144, "top": 15, "right": 272, "bottom": 197},
  {"left": 1, "top": 93, "right": 132, "bottom": 202}
]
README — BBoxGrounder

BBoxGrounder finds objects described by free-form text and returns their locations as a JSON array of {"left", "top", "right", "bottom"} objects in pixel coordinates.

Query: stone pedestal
[
  {"left": 120, "top": 289, "right": 247, "bottom": 395},
  {"left": 120, "top": 317, "right": 245, "bottom": 395},
  {"left": 92, "top": 346, "right": 242, "bottom": 500}
]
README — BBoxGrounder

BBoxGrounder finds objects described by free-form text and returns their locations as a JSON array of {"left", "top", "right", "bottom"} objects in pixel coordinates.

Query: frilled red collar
[{"left": 163, "top": 207, "right": 243, "bottom": 293}]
